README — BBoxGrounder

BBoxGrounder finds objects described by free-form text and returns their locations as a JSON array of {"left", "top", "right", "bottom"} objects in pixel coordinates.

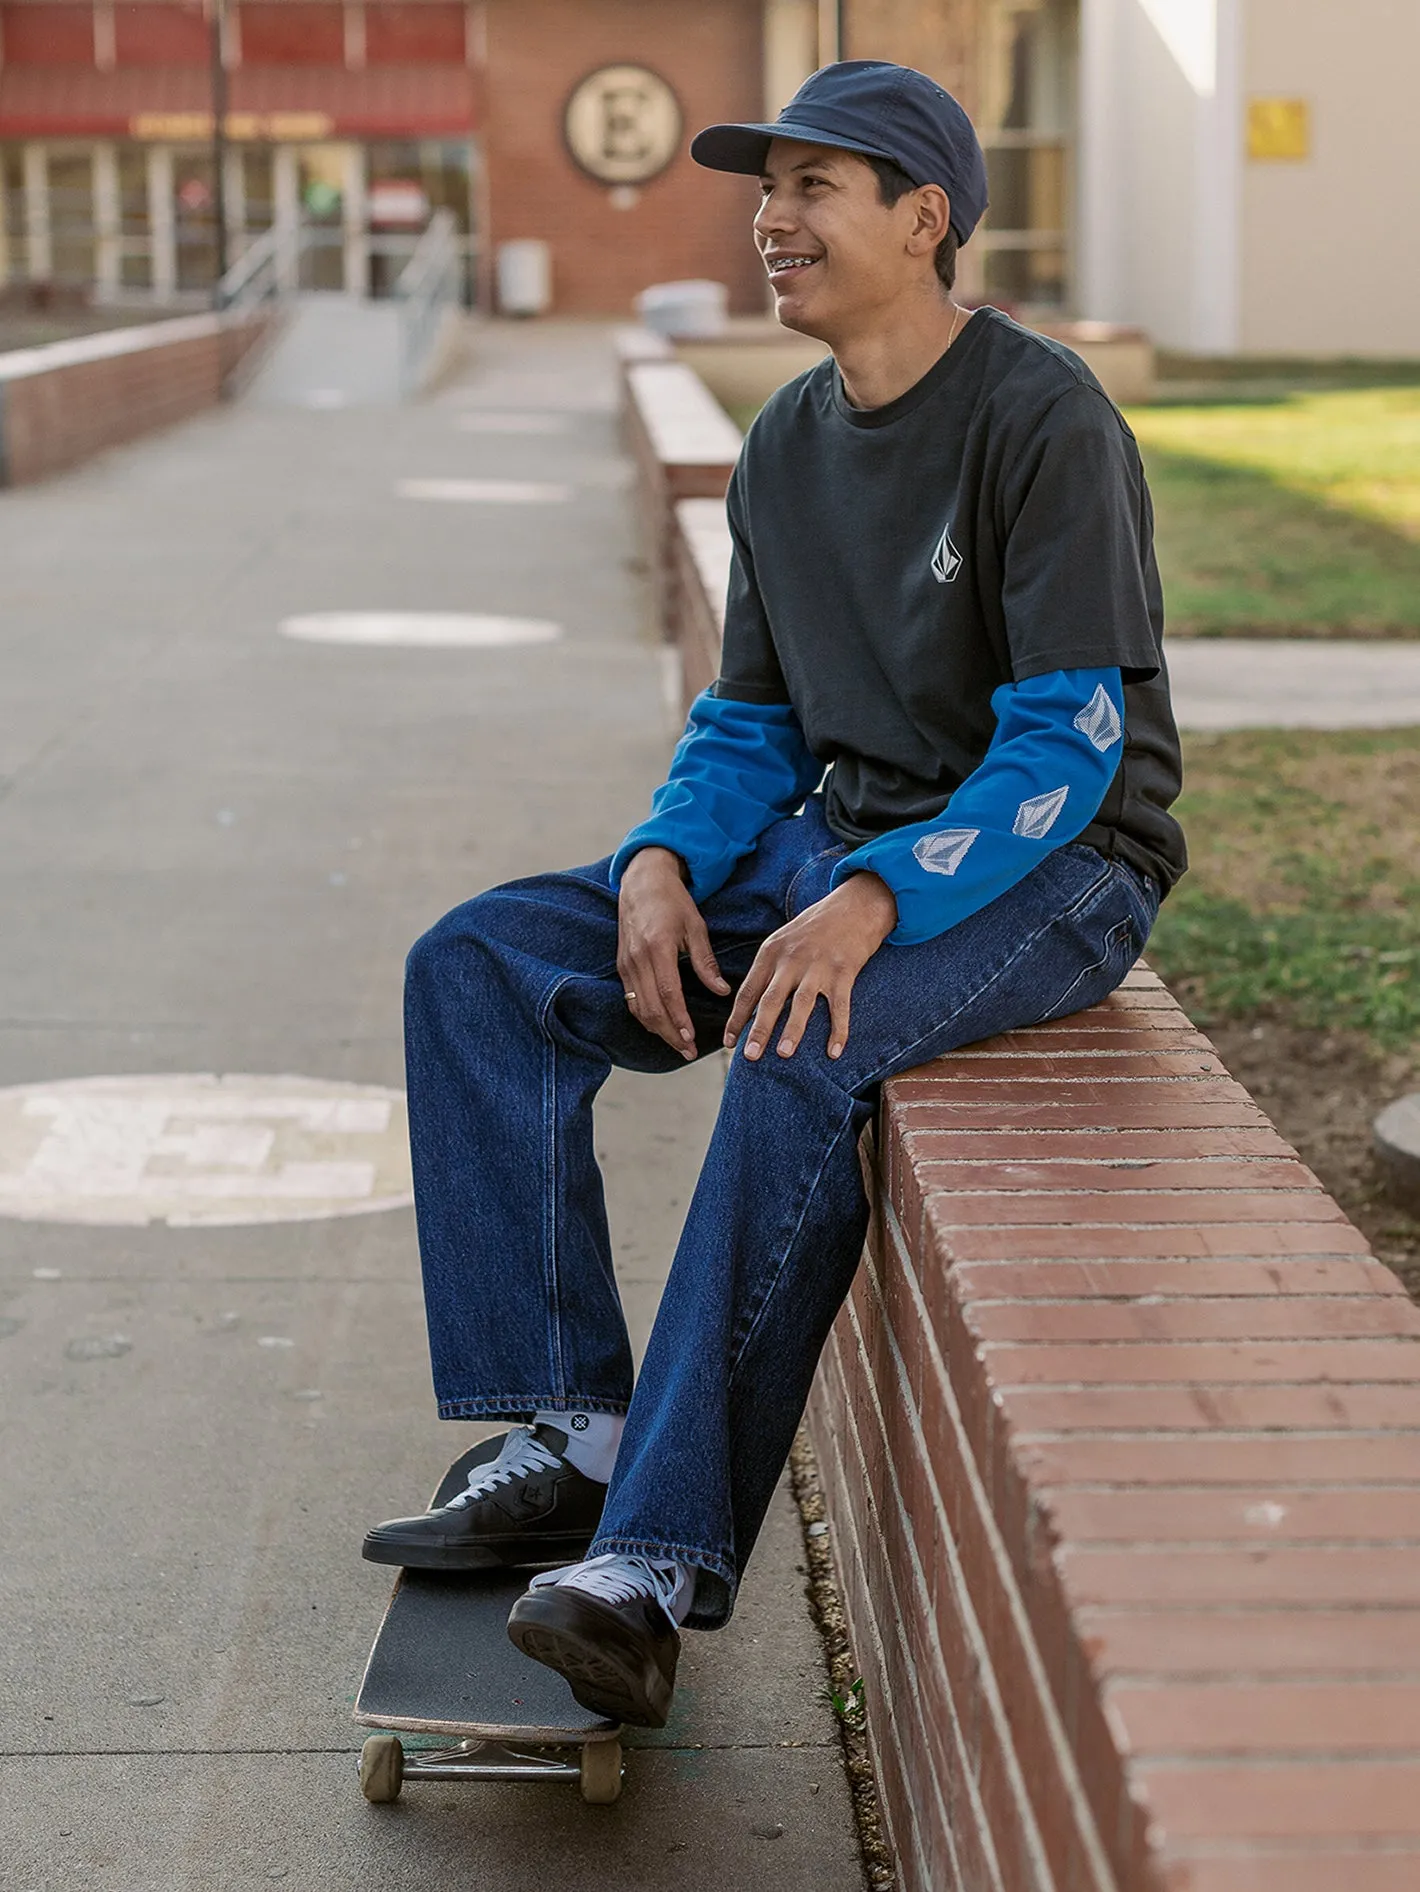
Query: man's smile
[{"left": 764, "top": 252, "right": 820, "bottom": 278}]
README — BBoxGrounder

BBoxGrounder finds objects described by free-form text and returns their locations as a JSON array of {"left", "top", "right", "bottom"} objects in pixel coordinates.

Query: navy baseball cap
[{"left": 691, "top": 60, "right": 989, "bottom": 245}]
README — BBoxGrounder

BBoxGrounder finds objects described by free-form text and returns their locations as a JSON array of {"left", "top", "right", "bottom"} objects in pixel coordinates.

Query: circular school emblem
[{"left": 563, "top": 66, "right": 683, "bottom": 186}]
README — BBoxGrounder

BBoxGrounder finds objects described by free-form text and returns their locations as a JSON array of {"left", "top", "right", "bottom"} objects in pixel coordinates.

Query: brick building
[{"left": 0, "top": 0, "right": 1414, "bottom": 351}]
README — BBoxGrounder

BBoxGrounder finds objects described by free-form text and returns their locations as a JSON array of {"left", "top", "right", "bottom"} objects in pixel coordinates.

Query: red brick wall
[
  {"left": 807, "top": 971, "right": 1420, "bottom": 1892},
  {"left": 626, "top": 354, "right": 1420, "bottom": 1889},
  {"left": 482, "top": 0, "right": 765, "bottom": 316},
  {"left": 0, "top": 2, "right": 94, "bottom": 63},
  {"left": 239, "top": 1, "right": 347, "bottom": 65},
  {"left": 0, "top": 312, "right": 270, "bottom": 488},
  {"left": 113, "top": 3, "right": 211, "bottom": 66},
  {"left": 364, "top": 2, "right": 467, "bottom": 64}
]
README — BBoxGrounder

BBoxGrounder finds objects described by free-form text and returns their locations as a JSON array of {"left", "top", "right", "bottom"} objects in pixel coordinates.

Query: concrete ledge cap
[{"left": 0, "top": 310, "right": 254, "bottom": 384}]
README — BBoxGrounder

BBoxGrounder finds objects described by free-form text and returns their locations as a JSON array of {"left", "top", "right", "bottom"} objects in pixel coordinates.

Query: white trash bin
[
  {"left": 497, "top": 240, "right": 552, "bottom": 317},
  {"left": 633, "top": 279, "right": 729, "bottom": 339}
]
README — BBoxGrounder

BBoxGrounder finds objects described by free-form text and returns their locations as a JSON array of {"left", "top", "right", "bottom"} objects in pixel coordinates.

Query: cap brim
[{"left": 690, "top": 119, "right": 899, "bottom": 176}]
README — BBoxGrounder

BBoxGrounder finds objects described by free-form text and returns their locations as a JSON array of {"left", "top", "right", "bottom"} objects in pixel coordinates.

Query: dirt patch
[
  {"left": 788, "top": 1431, "right": 894, "bottom": 1890},
  {"left": 1207, "top": 1018, "right": 1420, "bottom": 1299}
]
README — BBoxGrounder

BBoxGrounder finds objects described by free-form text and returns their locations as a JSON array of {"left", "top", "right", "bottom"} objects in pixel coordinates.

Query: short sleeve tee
[{"left": 716, "top": 306, "right": 1188, "bottom": 893}]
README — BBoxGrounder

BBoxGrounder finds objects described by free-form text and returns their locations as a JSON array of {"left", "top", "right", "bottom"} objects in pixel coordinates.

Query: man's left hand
[{"left": 724, "top": 873, "right": 898, "bottom": 1063}]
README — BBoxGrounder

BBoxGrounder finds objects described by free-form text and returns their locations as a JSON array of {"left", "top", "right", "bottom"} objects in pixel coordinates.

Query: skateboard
[{"left": 354, "top": 1441, "right": 624, "bottom": 1805}]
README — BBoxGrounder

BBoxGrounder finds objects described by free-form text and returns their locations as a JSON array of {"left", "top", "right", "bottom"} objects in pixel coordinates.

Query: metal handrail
[
  {"left": 216, "top": 220, "right": 301, "bottom": 313},
  {"left": 394, "top": 208, "right": 462, "bottom": 396}
]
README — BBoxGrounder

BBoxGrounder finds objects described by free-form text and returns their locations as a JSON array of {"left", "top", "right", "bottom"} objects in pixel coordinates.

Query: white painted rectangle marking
[
  {"left": 396, "top": 478, "right": 573, "bottom": 505},
  {"left": 455, "top": 412, "right": 573, "bottom": 435}
]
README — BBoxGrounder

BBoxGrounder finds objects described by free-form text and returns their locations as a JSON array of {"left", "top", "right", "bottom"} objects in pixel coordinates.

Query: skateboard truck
[
  {"left": 358, "top": 1730, "right": 624, "bottom": 1805},
  {"left": 356, "top": 1442, "right": 629, "bottom": 1808}
]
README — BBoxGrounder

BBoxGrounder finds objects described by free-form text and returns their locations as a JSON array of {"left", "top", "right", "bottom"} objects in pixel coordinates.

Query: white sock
[{"left": 535, "top": 1409, "right": 624, "bottom": 1485}]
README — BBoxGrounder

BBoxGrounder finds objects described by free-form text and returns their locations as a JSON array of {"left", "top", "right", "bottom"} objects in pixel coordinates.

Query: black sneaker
[
  {"left": 361, "top": 1424, "right": 605, "bottom": 1571},
  {"left": 505, "top": 1553, "right": 687, "bottom": 1728}
]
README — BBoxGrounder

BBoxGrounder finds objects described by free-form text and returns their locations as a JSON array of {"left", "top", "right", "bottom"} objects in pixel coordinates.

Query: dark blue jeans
[{"left": 404, "top": 798, "right": 1158, "bottom": 1627}]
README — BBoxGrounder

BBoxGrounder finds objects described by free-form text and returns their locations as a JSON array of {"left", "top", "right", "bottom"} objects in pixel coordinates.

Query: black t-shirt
[{"left": 715, "top": 306, "right": 1188, "bottom": 893}]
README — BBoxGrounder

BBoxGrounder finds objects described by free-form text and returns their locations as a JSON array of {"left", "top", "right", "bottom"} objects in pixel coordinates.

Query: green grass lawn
[
  {"left": 1147, "top": 727, "right": 1420, "bottom": 1049},
  {"left": 725, "top": 368, "right": 1420, "bottom": 638},
  {"left": 1126, "top": 384, "right": 1420, "bottom": 636}
]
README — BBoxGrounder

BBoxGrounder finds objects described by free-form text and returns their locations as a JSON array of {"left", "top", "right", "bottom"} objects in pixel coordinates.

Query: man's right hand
[{"left": 616, "top": 847, "right": 731, "bottom": 1059}]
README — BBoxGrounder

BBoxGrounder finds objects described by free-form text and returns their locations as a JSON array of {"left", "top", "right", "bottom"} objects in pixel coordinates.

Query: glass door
[
  {"left": 296, "top": 144, "right": 348, "bottom": 290},
  {"left": 173, "top": 149, "right": 219, "bottom": 292},
  {"left": 117, "top": 145, "right": 152, "bottom": 290},
  {"left": 48, "top": 148, "right": 96, "bottom": 286},
  {"left": 0, "top": 147, "right": 29, "bottom": 283}
]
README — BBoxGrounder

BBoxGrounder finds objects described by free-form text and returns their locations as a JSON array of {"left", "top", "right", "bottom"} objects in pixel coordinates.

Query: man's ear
[{"left": 906, "top": 183, "right": 952, "bottom": 257}]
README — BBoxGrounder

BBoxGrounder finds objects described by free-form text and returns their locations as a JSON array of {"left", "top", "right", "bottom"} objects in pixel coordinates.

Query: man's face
[{"left": 754, "top": 139, "right": 921, "bottom": 342}]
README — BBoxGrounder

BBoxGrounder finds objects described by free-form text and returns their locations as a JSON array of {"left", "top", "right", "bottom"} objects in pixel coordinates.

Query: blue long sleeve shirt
[{"left": 610, "top": 667, "right": 1126, "bottom": 946}]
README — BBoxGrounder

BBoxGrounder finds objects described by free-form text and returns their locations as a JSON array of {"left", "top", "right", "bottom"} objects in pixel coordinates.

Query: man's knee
[
  {"left": 405, "top": 890, "right": 506, "bottom": 997},
  {"left": 405, "top": 866, "right": 615, "bottom": 999}
]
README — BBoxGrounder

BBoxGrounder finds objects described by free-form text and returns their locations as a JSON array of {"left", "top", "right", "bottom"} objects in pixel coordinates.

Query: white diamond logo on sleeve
[
  {"left": 1073, "top": 683, "right": 1123, "bottom": 752},
  {"left": 1013, "top": 786, "right": 1069, "bottom": 839},
  {"left": 913, "top": 828, "right": 979, "bottom": 876},
  {"left": 930, "top": 522, "right": 963, "bottom": 585}
]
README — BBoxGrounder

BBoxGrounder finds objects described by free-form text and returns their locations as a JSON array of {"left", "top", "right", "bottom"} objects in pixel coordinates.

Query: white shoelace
[
  {"left": 528, "top": 1551, "right": 687, "bottom": 1624},
  {"left": 446, "top": 1426, "right": 562, "bottom": 1508}
]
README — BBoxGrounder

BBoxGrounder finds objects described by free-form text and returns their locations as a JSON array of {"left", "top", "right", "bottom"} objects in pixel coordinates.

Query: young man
[{"left": 364, "top": 60, "right": 1186, "bottom": 1730}]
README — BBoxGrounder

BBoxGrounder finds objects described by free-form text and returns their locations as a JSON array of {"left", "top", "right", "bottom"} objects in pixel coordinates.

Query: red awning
[{"left": 0, "top": 65, "right": 477, "bottom": 140}]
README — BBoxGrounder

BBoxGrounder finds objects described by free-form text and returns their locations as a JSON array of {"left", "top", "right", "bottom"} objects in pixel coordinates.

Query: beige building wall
[
  {"left": 843, "top": 0, "right": 986, "bottom": 114},
  {"left": 1242, "top": 0, "right": 1420, "bottom": 355},
  {"left": 763, "top": 0, "right": 819, "bottom": 114}
]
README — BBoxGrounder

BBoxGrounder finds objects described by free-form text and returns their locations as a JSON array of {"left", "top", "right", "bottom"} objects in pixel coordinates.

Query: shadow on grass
[
  {"left": 1142, "top": 446, "right": 1420, "bottom": 636},
  {"left": 1154, "top": 356, "right": 1420, "bottom": 396}
]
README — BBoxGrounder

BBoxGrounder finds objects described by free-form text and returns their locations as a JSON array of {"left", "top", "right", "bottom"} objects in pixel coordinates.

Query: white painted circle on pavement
[
  {"left": 456, "top": 412, "right": 573, "bottom": 435},
  {"left": 396, "top": 478, "right": 573, "bottom": 504},
  {"left": 0, "top": 1074, "right": 413, "bottom": 1227},
  {"left": 281, "top": 612, "right": 562, "bottom": 648}
]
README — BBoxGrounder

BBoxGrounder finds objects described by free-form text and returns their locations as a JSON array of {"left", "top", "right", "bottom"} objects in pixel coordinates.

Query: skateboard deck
[{"left": 354, "top": 1441, "right": 624, "bottom": 1804}]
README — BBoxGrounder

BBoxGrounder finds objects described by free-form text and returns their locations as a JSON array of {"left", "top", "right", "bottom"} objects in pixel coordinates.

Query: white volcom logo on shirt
[
  {"left": 1013, "top": 786, "right": 1069, "bottom": 840},
  {"left": 931, "top": 522, "right": 963, "bottom": 585},
  {"left": 1074, "top": 683, "right": 1123, "bottom": 752},
  {"left": 913, "top": 828, "right": 978, "bottom": 875}
]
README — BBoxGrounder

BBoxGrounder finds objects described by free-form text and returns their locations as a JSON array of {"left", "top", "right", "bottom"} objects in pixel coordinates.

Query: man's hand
[
  {"left": 617, "top": 847, "right": 730, "bottom": 1059},
  {"left": 724, "top": 872, "right": 897, "bottom": 1063}
]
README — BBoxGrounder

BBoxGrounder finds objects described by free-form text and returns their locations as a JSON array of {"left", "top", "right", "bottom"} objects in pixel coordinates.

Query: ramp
[{"left": 241, "top": 292, "right": 403, "bottom": 407}]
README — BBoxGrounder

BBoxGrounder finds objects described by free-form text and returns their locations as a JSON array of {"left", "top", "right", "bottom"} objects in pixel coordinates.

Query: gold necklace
[{"left": 946, "top": 301, "right": 965, "bottom": 349}]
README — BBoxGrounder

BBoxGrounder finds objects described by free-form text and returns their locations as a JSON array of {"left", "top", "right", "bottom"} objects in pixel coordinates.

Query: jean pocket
[
  {"left": 1040, "top": 910, "right": 1141, "bottom": 1024},
  {"left": 784, "top": 844, "right": 849, "bottom": 920}
]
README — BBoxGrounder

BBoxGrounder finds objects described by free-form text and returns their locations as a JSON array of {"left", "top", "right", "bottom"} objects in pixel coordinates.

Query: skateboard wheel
[
  {"left": 579, "top": 1737, "right": 623, "bottom": 1805},
  {"left": 359, "top": 1733, "right": 404, "bottom": 1803}
]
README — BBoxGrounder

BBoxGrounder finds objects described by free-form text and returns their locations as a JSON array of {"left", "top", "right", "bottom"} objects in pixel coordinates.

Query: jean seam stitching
[
  {"left": 537, "top": 972, "right": 580, "bottom": 1401},
  {"left": 784, "top": 844, "right": 847, "bottom": 921},
  {"left": 726, "top": 1101, "right": 860, "bottom": 1382},
  {"left": 852, "top": 859, "right": 1127, "bottom": 1087},
  {"left": 589, "top": 1534, "right": 737, "bottom": 1586},
  {"left": 437, "top": 1395, "right": 631, "bottom": 1416}
]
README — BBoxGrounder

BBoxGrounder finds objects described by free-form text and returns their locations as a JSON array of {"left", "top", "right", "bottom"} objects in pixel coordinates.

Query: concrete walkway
[
  {"left": 0, "top": 322, "right": 862, "bottom": 1889},
  {"left": 1167, "top": 637, "right": 1420, "bottom": 730}
]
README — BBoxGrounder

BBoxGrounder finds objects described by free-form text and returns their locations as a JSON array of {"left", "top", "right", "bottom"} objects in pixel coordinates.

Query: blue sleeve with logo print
[
  {"left": 829, "top": 668, "right": 1126, "bottom": 946},
  {"left": 609, "top": 690, "right": 823, "bottom": 902}
]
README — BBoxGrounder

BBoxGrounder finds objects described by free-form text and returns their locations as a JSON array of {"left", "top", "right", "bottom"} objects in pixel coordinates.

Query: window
[{"left": 977, "top": 0, "right": 1075, "bottom": 311}]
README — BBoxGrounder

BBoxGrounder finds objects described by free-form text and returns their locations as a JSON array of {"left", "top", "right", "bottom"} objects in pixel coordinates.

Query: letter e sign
[{"left": 564, "top": 66, "right": 683, "bottom": 186}]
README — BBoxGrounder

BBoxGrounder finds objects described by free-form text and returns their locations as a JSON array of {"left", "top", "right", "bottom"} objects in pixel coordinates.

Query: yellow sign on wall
[
  {"left": 130, "top": 111, "right": 335, "bottom": 143},
  {"left": 1247, "top": 98, "right": 1311, "bottom": 161}
]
